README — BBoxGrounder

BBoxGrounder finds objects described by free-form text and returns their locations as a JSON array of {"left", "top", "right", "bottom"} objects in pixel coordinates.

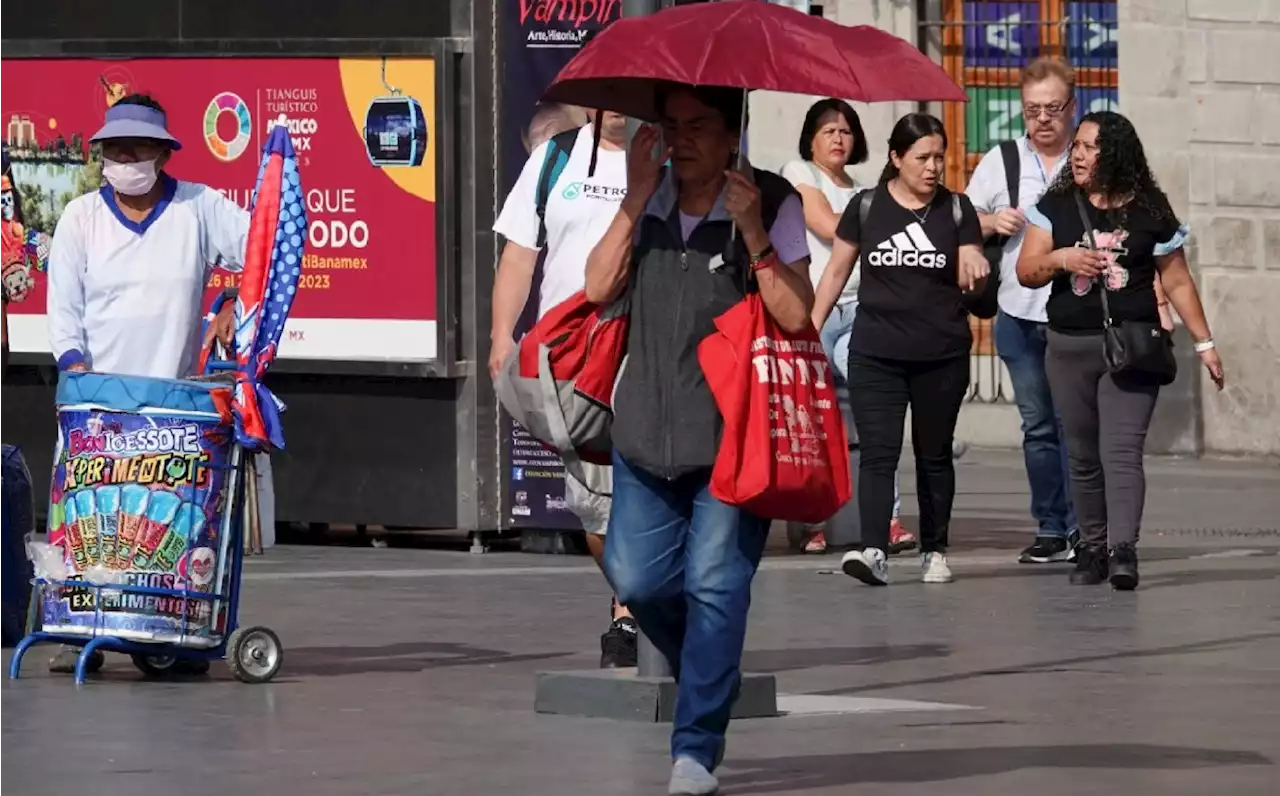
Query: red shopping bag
[{"left": 698, "top": 294, "right": 851, "bottom": 523}]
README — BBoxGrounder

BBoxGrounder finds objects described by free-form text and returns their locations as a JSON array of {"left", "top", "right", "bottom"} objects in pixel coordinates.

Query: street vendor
[
  {"left": 48, "top": 94, "right": 243, "bottom": 379},
  {"left": 44, "top": 93, "right": 247, "bottom": 674}
]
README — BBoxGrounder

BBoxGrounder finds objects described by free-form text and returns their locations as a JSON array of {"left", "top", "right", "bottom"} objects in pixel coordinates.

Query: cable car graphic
[{"left": 363, "top": 58, "right": 427, "bottom": 168}]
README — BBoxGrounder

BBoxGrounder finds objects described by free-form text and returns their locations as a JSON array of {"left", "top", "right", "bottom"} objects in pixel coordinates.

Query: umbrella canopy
[
  {"left": 231, "top": 118, "right": 306, "bottom": 452},
  {"left": 543, "top": 0, "right": 966, "bottom": 120}
]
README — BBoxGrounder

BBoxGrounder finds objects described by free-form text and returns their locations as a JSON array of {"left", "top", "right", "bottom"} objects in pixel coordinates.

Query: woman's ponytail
[{"left": 878, "top": 159, "right": 899, "bottom": 184}]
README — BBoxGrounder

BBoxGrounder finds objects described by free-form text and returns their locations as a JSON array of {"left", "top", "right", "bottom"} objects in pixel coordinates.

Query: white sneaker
[
  {"left": 921, "top": 551, "right": 953, "bottom": 583},
  {"left": 669, "top": 756, "right": 719, "bottom": 795},
  {"left": 841, "top": 548, "right": 889, "bottom": 586}
]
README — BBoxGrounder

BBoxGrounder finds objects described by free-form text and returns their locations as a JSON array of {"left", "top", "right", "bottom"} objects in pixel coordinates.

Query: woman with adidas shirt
[
  {"left": 812, "top": 113, "right": 989, "bottom": 586},
  {"left": 780, "top": 99, "right": 916, "bottom": 556}
]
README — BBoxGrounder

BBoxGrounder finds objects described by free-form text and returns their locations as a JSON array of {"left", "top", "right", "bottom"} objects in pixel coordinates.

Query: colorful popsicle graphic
[
  {"left": 117, "top": 484, "right": 150, "bottom": 567},
  {"left": 152, "top": 502, "right": 204, "bottom": 574},
  {"left": 74, "top": 490, "right": 100, "bottom": 567},
  {"left": 95, "top": 485, "right": 121, "bottom": 570},
  {"left": 131, "top": 490, "right": 182, "bottom": 570},
  {"left": 62, "top": 497, "right": 88, "bottom": 572},
  {"left": 48, "top": 501, "right": 66, "bottom": 549}
]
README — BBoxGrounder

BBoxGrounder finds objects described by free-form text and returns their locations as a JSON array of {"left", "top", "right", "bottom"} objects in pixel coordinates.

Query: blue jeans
[
  {"left": 604, "top": 451, "right": 769, "bottom": 769},
  {"left": 994, "top": 310, "right": 1077, "bottom": 538},
  {"left": 821, "top": 301, "right": 901, "bottom": 518}
]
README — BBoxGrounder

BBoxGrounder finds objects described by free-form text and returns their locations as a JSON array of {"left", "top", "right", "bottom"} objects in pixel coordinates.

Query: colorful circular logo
[{"left": 204, "top": 92, "right": 252, "bottom": 163}]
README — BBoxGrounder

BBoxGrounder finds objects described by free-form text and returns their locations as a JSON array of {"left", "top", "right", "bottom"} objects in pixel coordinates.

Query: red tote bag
[{"left": 698, "top": 294, "right": 851, "bottom": 523}]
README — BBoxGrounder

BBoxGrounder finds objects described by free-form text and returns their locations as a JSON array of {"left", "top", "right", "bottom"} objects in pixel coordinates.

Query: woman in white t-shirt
[{"left": 781, "top": 99, "right": 915, "bottom": 555}]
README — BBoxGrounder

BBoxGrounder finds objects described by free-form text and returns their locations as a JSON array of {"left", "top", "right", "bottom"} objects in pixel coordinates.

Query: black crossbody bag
[{"left": 1072, "top": 192, "right": 1177, "bottom": 385}]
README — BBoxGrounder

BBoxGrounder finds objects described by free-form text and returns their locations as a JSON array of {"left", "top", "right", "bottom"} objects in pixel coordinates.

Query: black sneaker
[
  {"left": 1019, "top": 536, "right": 1072, "bottom": 564},
  {"left": 1109, "top": 544, "right": 1139, "bottom": 591},
  {"left": 600, "top": 616, "right": 638, "bottom": 668},
  {"left": 1069, "top": 545, "right": 1109, "bottom": 585}
]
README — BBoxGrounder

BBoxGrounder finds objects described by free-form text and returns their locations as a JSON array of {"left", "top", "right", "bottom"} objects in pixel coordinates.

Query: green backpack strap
[{"left": 534, "top": 128, "right": 580, "bottom": 249}]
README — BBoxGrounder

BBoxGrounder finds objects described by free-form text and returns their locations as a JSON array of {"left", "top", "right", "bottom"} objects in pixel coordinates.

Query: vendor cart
[{"left": 8, "top": 122, "right": 304, "bottom": 685}]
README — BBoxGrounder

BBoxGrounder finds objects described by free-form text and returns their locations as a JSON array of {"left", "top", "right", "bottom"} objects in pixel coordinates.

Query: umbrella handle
[{"left": 724, "top": 89, "right": 751, "bottom": 267}]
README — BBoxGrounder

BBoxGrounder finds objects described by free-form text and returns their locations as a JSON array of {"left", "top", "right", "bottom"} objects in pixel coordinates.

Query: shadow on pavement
[
  {"left": 718, "top": 743, "right": 1273, "bottom": 793},
  {"left": 816, "top": 631, "right": 1280, "bottom": 696},
  {"left": 743, "top": 644, "right": 950, "bottom": 674},
  {"left": 1142, "top": 567, "right": 1280, "bottom": 590},
  {"left": 282, "top": 640, "right": 574, "bottom": 677}
]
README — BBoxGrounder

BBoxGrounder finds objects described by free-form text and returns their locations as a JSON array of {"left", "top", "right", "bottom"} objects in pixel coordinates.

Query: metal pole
[
  {"left": 622, "top": 0, "right": 662, "bottom": 17},
  {"left": 621, "top": 0, "right": 671, "bottom": 681},
  {"left": 637, "top": 630, "right": 672, "bottom": 677}
]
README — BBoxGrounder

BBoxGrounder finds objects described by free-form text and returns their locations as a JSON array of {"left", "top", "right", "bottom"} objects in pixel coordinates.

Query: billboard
[
  {"left": 1, "top": 57, "right": 438, "bottom": 363},
  {"left": 957, "top": 1, "right": 1119, "bottom": 159}
]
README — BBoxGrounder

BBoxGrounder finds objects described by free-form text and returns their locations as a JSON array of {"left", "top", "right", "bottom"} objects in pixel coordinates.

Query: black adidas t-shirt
[
  {"left": 1033, "top": 191, "right": 1184, "bottom": 336},
  {"left": 835, "top": 184, "right": 983, "bottom": 361}
]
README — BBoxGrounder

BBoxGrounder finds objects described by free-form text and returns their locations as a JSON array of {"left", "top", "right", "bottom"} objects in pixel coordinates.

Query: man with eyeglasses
[{"left": 966, "top": 57, "right": 1080, "bottom": 565}]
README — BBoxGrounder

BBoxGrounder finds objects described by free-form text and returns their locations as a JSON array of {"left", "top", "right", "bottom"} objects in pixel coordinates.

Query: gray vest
[{"left": 613, "top": 169, "right": 797, "bottom": 480}]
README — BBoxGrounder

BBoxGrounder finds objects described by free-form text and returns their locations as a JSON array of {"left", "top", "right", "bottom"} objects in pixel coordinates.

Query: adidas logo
[{"left": 866, "top": 222, "right": 948, "bottom": 268}]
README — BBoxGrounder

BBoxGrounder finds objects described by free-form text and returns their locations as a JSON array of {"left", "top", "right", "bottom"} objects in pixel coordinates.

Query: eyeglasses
[{"left": 1023, "top": 102, "right": 1070, "bottom": 119}]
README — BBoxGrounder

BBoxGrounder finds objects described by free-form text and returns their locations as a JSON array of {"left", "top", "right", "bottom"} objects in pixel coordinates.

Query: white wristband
[{"left": 1194, "top": 339, "right": 1216, "bottom": 353}]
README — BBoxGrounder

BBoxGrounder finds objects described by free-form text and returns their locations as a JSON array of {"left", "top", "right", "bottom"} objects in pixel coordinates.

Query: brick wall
[{"left": 1121, "top": 0, "right": 1280, "bottom": 457}]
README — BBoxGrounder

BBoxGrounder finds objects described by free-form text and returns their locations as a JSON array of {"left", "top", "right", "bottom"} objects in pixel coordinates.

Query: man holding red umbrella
[{"left": 586, "top": 85, "right": 811, "bottom": 795}]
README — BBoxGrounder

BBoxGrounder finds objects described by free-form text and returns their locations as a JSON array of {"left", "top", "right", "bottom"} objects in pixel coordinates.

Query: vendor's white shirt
[
  {"left": 781, "top": 160, "right": 861, "bottom": 304},
  {"left": 493, "top": 124, "right": 628, "bottom": 319},
  {"left": 47, "top": 177, "right": 249, "bottom": 379}
]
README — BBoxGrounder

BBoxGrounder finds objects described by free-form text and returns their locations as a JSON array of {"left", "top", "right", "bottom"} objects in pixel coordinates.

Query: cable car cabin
[{"left": 363, "top": 95, "right": 428, "bottom": 167}]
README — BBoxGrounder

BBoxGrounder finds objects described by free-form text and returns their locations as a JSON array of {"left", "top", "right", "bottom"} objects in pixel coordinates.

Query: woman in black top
[
  {"left": 1016, "top": 111, "right": 1224, "bottom": 590},
  {"left": 813, "top": 113, "right": 989, "bottom": 587}
]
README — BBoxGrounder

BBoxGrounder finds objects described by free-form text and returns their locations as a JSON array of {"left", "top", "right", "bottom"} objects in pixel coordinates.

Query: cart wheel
[
  {"left": 131, "top": 653, "right": 178, "bottom": 678},
  {"left": 226, "top": 626, "right": 282, "bottom": 684}
]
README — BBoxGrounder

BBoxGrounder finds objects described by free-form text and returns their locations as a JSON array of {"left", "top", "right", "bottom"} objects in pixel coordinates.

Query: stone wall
[
  {"left": 1121, "top": 0, "right": 1280, "bottom": 457},
  {"left": 746, "top": 0, "right": 920, "bottom": 181}
]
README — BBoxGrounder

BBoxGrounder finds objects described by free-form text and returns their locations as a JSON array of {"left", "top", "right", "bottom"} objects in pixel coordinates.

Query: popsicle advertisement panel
[{"left": 44, "top": 395, "right": 234, "bottom": 645}]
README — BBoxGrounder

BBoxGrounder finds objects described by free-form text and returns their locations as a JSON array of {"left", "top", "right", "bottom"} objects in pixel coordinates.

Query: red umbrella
[{"left": 543, "top": 0, "right": 966, "bottom": 120}]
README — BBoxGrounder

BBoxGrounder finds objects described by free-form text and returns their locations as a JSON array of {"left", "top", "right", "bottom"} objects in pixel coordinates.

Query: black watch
[{"left": 749, "top": 244, "right": 776, "bottom": 271}]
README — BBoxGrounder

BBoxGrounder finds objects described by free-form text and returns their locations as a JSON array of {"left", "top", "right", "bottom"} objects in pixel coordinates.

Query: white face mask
[{"left": 103, "top": 158, "right": 159, "bottom": 196}]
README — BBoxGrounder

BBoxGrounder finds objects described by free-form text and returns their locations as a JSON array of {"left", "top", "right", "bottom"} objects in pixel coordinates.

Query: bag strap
[
  {"left": 1071, "top": 191, "right": 1113, "bottom": 328},
  {"left": 535, "top": 342, "right": 589, "bottom": 486},
  {"left": 534, "top": 128, "right": 580, "bottom": 249},
  {"left": 857, "top": 188, "right": 875, "bottom": 230},
  {"left": 951, "top": 193, "right": 963, "bottom": 229},
  {"left": 1000, "top": 139, "right": 1021, "bottom": 209}
]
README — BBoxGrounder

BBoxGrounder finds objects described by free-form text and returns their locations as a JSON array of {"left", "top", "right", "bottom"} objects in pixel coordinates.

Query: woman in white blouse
[{"left": 781, "top": 98, "right": 916, "bottom": 555}]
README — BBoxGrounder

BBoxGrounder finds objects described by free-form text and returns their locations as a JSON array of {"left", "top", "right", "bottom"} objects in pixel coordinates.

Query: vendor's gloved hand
[{"left": 206, "top": 300, "right": 236, "bottom": 353}]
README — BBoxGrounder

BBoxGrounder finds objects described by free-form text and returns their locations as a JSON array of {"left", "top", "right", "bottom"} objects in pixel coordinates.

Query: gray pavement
[{"left": 4, "top": 449, "right": 1279, "bottom": 796}]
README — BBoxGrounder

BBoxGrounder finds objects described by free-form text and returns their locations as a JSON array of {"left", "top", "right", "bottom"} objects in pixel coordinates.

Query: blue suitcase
[{"left": 2, "top": 444, "right": 36, "bottom": 647}]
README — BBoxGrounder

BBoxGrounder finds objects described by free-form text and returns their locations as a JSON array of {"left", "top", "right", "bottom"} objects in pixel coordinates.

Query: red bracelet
[{"left": 749, "top": 244, "right": 778, "bottom": 272}]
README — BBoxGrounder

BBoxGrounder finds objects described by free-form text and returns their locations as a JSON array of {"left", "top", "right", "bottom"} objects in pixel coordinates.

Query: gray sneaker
[
  {"left": 669, "top": 756, "right": 719, "bottom": 795},
  {"left": 48, "top": 646, "right": 105, "bottom": 674}
]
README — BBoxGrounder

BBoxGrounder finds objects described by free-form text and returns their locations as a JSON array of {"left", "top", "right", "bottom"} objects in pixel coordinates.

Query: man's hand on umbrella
[
  {"left": 624, "top": 124, "right": 669, "bottom": 212},
  {"left": 724, "top": 170, "right": 767, "bottom": 249}
]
